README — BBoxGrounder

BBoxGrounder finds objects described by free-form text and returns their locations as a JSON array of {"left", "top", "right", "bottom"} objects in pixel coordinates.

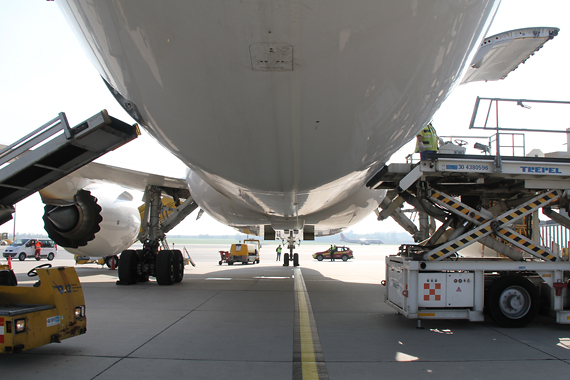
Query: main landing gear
[{"left": 117, "top": 185, "right": 197, "bottom": 286}]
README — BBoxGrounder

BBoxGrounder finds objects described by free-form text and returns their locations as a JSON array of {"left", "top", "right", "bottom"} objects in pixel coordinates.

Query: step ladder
[{"left": 0, "top": 110, "right": 139, "bottom": 225}]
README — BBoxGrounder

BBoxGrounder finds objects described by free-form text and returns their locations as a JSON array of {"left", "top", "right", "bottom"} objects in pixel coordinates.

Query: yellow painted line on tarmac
[{"left": 293, "top": 267, "right": 328, "bottom": 380}]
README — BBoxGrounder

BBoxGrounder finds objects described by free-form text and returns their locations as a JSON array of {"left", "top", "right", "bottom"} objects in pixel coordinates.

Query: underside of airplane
[{"left": 20, "top": 0, "right": 557, "bottom": 284}]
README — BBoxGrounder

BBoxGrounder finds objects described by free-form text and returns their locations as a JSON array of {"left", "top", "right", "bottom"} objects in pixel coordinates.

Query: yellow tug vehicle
[
  {"left": 219, "top": 239, "right": 261, "bottom": 265},
  {"left": 0, "top": 264, "right": 86, "bottom": 354}
]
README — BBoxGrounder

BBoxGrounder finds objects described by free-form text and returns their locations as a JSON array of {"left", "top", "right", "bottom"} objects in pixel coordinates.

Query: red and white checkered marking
[{"left": 424, "top": 282, "right": 442, "bottom": 301}]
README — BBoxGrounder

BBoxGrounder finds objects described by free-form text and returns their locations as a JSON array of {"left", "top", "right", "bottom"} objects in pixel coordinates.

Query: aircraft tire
[
  {"left": 118, "top": 250, "right": 139, "bottom": 285},
  {"left": 283, "top": 253, "right": 289, "bottom": 267},
  {"left": 487, "top": 275, "right": 539, "bottom": 327},
  {"left": 172, "top": 250, "right": 184, "bottom": 283},
  {"left": 156, "top": 250, "right": 175, "bottom": 285},
  {"left": 293, "top": 253, "right": 299, "bottom": 267},
  {"left": 105, "top": 255, "right": 119, "bottom": 269}
]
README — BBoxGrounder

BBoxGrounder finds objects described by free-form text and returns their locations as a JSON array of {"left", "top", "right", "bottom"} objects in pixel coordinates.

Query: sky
[{"left": 1, "top": 0, "right": 570, "bottom": 237}]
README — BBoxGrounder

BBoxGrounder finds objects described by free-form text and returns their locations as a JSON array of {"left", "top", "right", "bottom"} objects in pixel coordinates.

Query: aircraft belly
[
  {"left": 187, "top": 170, "right": 385, "bottom": 232},
  {"left": 58, "top": 1, "right": 499, "bottom": 226}
]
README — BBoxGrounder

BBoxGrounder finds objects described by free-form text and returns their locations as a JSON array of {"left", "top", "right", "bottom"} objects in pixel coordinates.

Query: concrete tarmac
[{"left": 2, "top": 243, "right": 570, "bottom": 379}]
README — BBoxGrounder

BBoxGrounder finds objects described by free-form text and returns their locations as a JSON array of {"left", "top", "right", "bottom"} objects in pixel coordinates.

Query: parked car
[
  {"left": 2, "top": 238, "right": 57, "bottom": 261},
  {"left": 313, "top": 246, "right": 354, "bottom": 261}
]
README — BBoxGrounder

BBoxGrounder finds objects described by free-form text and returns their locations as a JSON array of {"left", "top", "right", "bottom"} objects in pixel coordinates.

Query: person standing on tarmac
[
  {"left": 34, "top": 239, "right": 42, "bottom": 261},
  {"left": 276, "top": 245, "right": 282, "bottom": 261},
  {"left": 329, "top": 245, "right": 336, "bottom": 261},
  {"left": 415, "top": 122, "right": 439, "bottom": 160}
]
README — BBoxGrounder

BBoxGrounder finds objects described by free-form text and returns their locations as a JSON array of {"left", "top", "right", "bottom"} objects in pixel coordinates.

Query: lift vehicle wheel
[
  {"left": 156, "top": 250, "right": 175, "bottom": 285},
  {"left": 18, "top": 253, "right": 26, "bottom": 261},
  {"left": 47, "top": 252, "right": 55, "bottom": 261},
  {"left": 341, "top": 254, "right": 349, "bottom": 261},
  {"left": 172, "top": 249, "right": 184, "bottom": 283},
  {"left": 316, "top": 254, "right": 323, "bottom": 261},
  {"left": 27, "top": 263, "right": 52, "bottom": 277},
  {"left": 487, "top": 275, "right": 539, "bottom": 327},
  {"left": 118, "top": 250, "right": 139, "bottom": 285}
]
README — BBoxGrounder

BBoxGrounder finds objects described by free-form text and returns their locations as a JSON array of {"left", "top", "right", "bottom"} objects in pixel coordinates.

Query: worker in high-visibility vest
[
  {"left": 415, "top": 123, "right": 439, "bottom": 160},
  {"left": 34, "top": 239, "right": 42, "bottom": 261}
]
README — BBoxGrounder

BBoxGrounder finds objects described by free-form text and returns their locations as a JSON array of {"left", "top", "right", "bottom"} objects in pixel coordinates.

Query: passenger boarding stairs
[{"left": 0, "top": 111, "right": 139, "bottom": 225}]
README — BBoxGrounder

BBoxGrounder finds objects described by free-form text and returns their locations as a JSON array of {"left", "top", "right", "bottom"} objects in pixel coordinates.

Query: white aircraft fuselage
[{"left": 57, "top": 1, "right": 499, "bottom": 235}]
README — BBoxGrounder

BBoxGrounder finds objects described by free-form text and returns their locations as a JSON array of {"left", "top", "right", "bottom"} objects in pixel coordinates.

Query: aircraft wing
[
  {"left": 461, "top": 27, "right": 559, "bottom": 84},
  {"left": 69, "top": 162, "right": 189, "bottom": 192}
]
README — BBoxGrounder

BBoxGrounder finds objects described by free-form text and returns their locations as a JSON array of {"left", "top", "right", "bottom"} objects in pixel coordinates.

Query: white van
[{"left": 2, "top": 238, "right": 57, "bottom": 261}]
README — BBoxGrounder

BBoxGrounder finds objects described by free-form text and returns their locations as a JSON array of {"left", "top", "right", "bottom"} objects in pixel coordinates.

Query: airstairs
[{"left": 0, "top": 110, "right": 139, "bottom": 225}]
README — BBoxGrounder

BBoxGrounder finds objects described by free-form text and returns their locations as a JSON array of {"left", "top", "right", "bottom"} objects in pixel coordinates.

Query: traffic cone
[{"left": 7, "top": 254, "right": 12, "bottom": 270}]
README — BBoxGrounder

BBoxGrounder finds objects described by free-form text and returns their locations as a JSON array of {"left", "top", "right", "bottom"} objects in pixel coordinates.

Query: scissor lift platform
[
  {"left": 368, "top": 153, "right": 570, "bottom": 327},
  {"left": 0, "top": 111, "right": 139, "bottom": 225}
]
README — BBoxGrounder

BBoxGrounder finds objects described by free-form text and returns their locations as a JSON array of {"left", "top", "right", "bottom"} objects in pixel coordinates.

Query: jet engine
[{"left": 42, "top": 185, "right": 141, "bottom": 259}]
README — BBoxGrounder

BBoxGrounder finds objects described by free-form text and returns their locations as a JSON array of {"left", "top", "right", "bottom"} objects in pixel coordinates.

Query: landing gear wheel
[
  {"left": 105, "top": 255, "right": 119, "bottom": 269},
  {"left": 156, "top": 250, "right": 175, "bottom": 285},
  {"left": 47, "top": 252, "right": 55, "bottom": 261},
  {"left": 118, "top": 250, "right": 139, "bottom": 285},
  {"left": 27, "top": 263, "right": 52, "bottom": 277},
  {"left": 283, "top": 253, "right": 290, "bottom": 267},
  {"left": 293, "top": 253, "right": 299, "bottom": 267},
  {"left": 488, "top": 275, "right": 539, "bottom": 327},
  {"left": 342, "top": 254, "right": 348, "bottom": 261},
  {"left": 172, "top": 250, "right": 184, "bottom": 283},
  {"left": 316, "top": 254, "right": 323, "bottom": 261},
  {"left": 19, "top": 253, "right": 26, "bottom": 261}
]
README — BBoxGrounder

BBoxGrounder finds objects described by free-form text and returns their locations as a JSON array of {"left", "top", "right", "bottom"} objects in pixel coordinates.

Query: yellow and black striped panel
[
  {"left": 432, "top": 192, "right": 487, "bottom": 224},
  {"left": 498, "top": 192, "right": 558, "bottom": 225},
  {"left": 499, "top": 229, "right": 557, "bottom": 261},
  {"left": 428, "top": 225, "right": 491, "bottom": 261}
]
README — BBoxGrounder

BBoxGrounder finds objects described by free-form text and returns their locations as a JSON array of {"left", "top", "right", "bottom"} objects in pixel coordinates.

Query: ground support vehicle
[
  {"left": 3, "top": 238, "right": 58, "bottom": 261},
  {"left": 219, "top": 239, "right": 261, "bottom": 265},
  {"left": 313, "top": 246, "right": 354, "bottom": 261},
  {"left": 367, "top": 105, "right": 570, "bottom": 327},
  {"left": 74, "top": 255, "right": 120, "bottom": 269},
  {"left": 0, "top": 264, "right": 87, "bottom": 353}
]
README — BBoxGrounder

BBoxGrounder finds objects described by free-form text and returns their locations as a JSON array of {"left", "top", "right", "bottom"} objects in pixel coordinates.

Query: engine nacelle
[{"left": 43, "top": 184, "right": 141, "bottom": 258}]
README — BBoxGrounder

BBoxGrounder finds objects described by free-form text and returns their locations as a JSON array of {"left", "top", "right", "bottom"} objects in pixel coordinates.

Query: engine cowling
[{"left": 43, "top": 184, "right": 141, "bottom": 258}]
